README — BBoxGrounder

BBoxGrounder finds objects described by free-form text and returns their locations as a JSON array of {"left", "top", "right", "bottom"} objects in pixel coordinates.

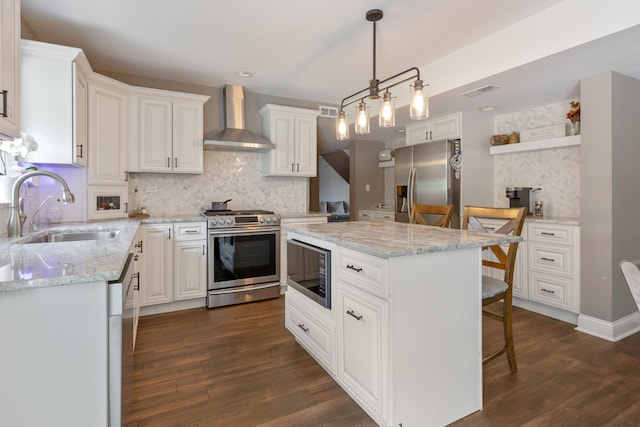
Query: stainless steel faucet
[
  {"left": 7, "top": 171, "right": 75, "bottom": 237},
  {"left": 30, "top": 195, "right": 60, "bottom": 233}
]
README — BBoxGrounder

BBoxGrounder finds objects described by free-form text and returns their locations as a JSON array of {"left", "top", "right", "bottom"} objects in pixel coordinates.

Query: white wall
[{"left": 318, "top": 156, "right": 349, "bottom": 204}]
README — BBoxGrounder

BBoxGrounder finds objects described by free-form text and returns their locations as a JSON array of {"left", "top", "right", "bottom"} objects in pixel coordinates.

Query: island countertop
[{"left": 285, "top": 221, "right": 520, "bottom": 259}]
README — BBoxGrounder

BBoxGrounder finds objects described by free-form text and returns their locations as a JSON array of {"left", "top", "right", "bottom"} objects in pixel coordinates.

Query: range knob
[
  {"left": 210, "top": 218, "right": 218, "bottom": 225},
  {"left": 266, "top": 217, "right": 272, "bottom": 223},
  {"left": 272, "top": 216, "right": 279, "bottom": 223},
  {"left": 259, "top": 217, "right": 265, "bottom": 223},
  {"left": 226, "top": 218, "right": 233, "bottom": 225}
]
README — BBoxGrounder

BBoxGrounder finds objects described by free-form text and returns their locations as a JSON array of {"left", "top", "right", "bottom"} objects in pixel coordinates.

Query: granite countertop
[
  {"left": 0, "top": 215, "right": 213, "bottom": 293},
  {"left": 524, "top": 216, "right": 580, "bottom": 226},
  {"left": 285, "top": 221, "right": 520, "bottom": 259}
]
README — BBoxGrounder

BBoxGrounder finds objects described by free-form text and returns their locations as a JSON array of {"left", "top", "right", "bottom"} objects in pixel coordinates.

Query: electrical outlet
[
  {"left": 145, "top": 186, "right": 158, "bottom": 193},
  {"left": 366, "top": 184, "right": 370, "bottom": 192}
]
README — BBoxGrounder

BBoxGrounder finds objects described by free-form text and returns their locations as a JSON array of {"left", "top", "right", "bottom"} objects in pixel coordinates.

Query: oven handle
[
  {"left": 208, "top": 227, "right": 280, "bottom": 236},
  {"left": 209, "top": 282, "right": 279, "bottom": 294}
]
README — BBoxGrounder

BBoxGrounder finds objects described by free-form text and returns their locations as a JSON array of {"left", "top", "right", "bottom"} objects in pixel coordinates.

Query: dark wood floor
[{"left": 123, "top": 297, "right": 640, "bottom": 426}]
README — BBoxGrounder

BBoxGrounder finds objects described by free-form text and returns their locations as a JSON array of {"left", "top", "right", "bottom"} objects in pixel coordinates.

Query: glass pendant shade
[
  {"left": 379, "top": 92, "right": 395, "bottom": 128},
  {"left": 410, "top": 80, "right": 429, "bottom": 120},
  {"left": 336, "top": 110, "right": 350, "bottom": 140},
  {"left": 355, "top": 101, "right": 370, "bottom": 134}
]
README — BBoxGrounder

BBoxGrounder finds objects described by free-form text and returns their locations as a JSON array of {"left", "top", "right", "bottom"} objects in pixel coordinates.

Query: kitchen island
[{"left": 283, "top": 221, "right": 520, "bottom": 427}]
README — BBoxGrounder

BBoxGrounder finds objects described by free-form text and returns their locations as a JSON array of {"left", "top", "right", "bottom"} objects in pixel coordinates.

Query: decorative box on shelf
[{"left": 520, "top": 124, "right": 567, "bottom": 142}]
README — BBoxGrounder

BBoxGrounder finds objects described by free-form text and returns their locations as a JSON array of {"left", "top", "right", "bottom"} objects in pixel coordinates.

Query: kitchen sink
[{"left": 19, "top": 230, "right": 120, "bottom": 244}]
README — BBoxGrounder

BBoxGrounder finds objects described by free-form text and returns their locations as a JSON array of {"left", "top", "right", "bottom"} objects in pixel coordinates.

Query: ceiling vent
[
  {"left": 461, "top": 85, "right": 500, "bottom": 98},
  {"left": 319, "top": 105, "right": 339, "bottom": 118}
]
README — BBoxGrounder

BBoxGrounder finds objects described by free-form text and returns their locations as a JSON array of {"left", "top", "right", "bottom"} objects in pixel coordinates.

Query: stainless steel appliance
[
  {"left": 107, "top": 252, "right": 137, "bottom": 427},
  {"left": 395, "top": 139, "right": 462, "bottom": 228},
  {"left": 506, "top": 186, "right": 533, "bottom": 214},
  {"left": 287, "top": 239, "right": 331, "bottom": 308},
  {"left": 203, "top": 209, "right": 281, "bottom": 308}
]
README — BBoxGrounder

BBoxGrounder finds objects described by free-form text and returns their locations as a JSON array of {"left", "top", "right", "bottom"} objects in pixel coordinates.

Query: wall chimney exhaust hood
[{"left": 204, "top": 85, "right": 275, "bottom": 152}]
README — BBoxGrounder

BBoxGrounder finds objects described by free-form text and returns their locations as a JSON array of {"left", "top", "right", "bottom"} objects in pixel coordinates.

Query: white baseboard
[
  {"left": 513, "top": 297, "right": 578, "bottom": 324},
  {"left": 576, "top": 311, "right": 640, "bottom": 342},
  {"left": 140, "top": 298, "right": 206, "bottom": 316}
]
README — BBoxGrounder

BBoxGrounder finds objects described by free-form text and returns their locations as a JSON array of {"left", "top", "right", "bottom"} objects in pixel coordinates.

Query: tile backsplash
[
  {"left": 493, "top": 99, "right": 581, "bottom": 218},
  {"left": 129, "top": 151, "right": 308, "bottom": 216}
]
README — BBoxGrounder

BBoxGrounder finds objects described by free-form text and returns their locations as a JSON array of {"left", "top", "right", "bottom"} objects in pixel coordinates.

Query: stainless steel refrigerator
[{"left": 394, "top": 139, "right": 462, "bottom": 228}]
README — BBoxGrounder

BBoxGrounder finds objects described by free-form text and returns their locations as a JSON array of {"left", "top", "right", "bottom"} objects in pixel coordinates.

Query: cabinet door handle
[
  {"left": 1, "top": 90, "right": 7, "bottom": 118},
  {"left": 135, "top": 240, "right": 143, "bottom": 253},
  {"left": 541, "top": 232, "right": 556, "bottom": 236},
  {"left": 202, "top": 244, "right": 206, "bottom": 256},
  {"left": 298, "top": 323, "right": 309, "bottom": 333},
  {"left": 174, "top": 157, "right": 178, "bottom": 168},
  {"left": 347, "top": 310, "right": 363, "bottom": 321},
  {"left": 291, "top": 163, "right": 295, "bottom": 172},
  {"left": 133, "top": 272, "right": 140, "bottom": 291},
  {"left": 541, "top": 257, "right": 555, "bottom": 262},
  {"left": 296, "top": 163, "right": 300, "bottom": 172},
  {"left": 124, "top": 202, "right": 128, "bottom": 213},
  {"left": 346, "top": 264, "right": 363, "bottom": 272},
  {"left": 541, "top": 288, "right": 555, "bottom": 294},
  {"left": 76, "top": 144, "right": 84, "bottom": 158},
  {"left": 168, "top": 228, "right": 172, "bottom": 239}
]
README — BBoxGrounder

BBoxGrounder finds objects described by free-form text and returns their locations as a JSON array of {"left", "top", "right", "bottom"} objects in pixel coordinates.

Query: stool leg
[{"left": 503, "top": 298, "right": 517, "bottom": 373}]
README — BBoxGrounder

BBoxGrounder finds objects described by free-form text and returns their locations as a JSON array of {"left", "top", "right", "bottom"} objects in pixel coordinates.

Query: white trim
[
  {"left": 575, "top": 311, "right": 640, "bottom": 342},
  {"left": 513, "top": 297, "right": 578, "bottom": 325}
]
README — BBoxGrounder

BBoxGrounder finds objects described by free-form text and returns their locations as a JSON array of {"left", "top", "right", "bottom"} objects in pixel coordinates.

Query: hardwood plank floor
[{"left": 124, "top": 297, "right": 640, "bottom": 426}]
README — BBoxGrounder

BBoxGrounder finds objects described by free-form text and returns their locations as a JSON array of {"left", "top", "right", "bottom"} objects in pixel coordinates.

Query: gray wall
[
  {"left": 349, "top": 140, "right": 385, "bottom": 215},
  {"left": 580, "top": 71, "right": 640, "bottom": 322}
]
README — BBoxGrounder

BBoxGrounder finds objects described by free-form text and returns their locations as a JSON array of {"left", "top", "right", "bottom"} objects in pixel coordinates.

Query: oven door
[{"left": 208, "top": 227, "right": 280, "bottom": 290}]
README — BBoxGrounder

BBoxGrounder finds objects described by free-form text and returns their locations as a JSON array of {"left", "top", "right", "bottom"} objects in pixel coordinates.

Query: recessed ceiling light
[
  {"left": 461, "top": 85, "right": 500, "bottom": 97},
  {"left": 478, "top": 105, "right": 497, "bottom": 112},
  {"left": 234, "top": 71, "right": 253, "bottom": 78}
]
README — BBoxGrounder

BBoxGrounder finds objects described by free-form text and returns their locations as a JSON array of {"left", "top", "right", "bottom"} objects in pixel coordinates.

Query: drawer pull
[
  {"left": 541, "top": 257, "right": 556, "bottom": 262},
  {"left": 541, "top": 232, "right": 556, "bottom": 236},
  {"left": 347, "top": 310, "right": 363, "bottom": 321},
  {"left": 346, "top": 264, "right": 363, "bottom": 273},
  {"left": 184, "top": 230, "right": 199, "bottom": 234},
  {"left": 541, "top": 288, "right": 555, "bottom": 294},
  {"left": 297, "top": 323, "right": 309, "bottom": 333}
]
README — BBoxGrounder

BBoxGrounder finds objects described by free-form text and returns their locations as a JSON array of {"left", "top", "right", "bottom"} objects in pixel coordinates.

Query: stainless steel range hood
[{"left": 204, "top": 85, "right": 275, "bottom": 152}]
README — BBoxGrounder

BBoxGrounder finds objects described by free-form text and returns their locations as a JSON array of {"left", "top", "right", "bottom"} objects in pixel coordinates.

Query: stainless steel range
[{"left": 202, "top": 209, "right": 281, "bottom": 308}]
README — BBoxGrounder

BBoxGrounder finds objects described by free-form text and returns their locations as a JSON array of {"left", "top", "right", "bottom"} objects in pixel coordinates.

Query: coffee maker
[{"left": 506, "top": 187, "right": 533, "bottom": 215}]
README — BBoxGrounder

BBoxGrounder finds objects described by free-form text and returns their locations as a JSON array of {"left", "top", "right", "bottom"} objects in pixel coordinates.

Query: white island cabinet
[{"left": 285, "top": 222, "right": 519, "bottom": 426}]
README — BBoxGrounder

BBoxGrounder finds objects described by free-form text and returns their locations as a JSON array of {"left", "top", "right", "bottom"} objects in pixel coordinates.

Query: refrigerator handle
[{"left": 408, "top": 167, "right": 416, "bottom": 220}]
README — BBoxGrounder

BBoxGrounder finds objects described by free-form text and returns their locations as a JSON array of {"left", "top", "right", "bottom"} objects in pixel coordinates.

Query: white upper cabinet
[
  {"left": 130, "top": 87, "right": 209, "bottom": 174},
  {"left": 88, "top": 75, "right": 129, "bottom": 185},
  {"left": 260, "top": 104, "right": 320, "bottom": 177},
  {"left": 20, "top": 39, "right": 91, "bottom": 166},
  {"left": 405, "top": 112, "right": 461, "bottom": 146},
  {"left": 0, "top": 0, "right": 20, "bottom": 139}
]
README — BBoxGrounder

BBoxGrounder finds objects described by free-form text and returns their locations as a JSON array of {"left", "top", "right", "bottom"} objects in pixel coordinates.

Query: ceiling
[{"left": 19, "top": 0, "right": 640, "bottom": 143}]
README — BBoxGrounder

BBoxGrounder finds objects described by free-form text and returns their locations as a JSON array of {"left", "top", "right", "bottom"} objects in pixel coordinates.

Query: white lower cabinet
[
  {"left": 527, "top": 222, "right": 580, "bottom": 313},
  {"left": 141, "top": 223, "right": 174, "bottom": 305},
  {"left": 336, "top": 282, "right": 388, "bottom": 422},
  {"left": 357, "top": 209, "right": 394, "bottom": 222},
  {"left": 173, "top": 222, "right": 207, "bottom": 301},
  {"left": 285, "top": 286, "right": 335, "bottom": 373},
  {"left": 141, "top": 222, "right": 207, "bottom": 309}
]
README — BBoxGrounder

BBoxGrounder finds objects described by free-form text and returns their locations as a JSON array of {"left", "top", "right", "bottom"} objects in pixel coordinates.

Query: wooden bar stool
[
  {"left": 409, "top": 203, "right": 455, "bottom": 228},
  {"left": 462, "top": 205, "right": 527, "bottom": 373}
]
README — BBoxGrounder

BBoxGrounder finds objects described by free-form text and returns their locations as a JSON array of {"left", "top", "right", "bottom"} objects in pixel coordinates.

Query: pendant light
[
  {"left": 355, "top": 100, "right": 370, "bottom": 134},
  {"left": 335, "top": 9, "right": 429, "bottom": 140}
]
